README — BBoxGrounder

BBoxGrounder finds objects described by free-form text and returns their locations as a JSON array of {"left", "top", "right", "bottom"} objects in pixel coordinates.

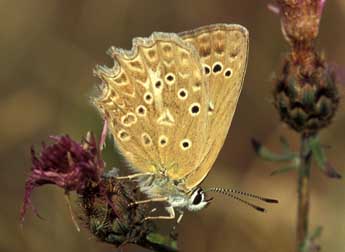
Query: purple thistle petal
[
  {"left": 99, "top": 119, "right": 108, "bottom": 151},
  {"left": 268, "top": 3, "right": 280, "bottom": 15},
  {"left": 20, "top": 134, "right": 103, "bottom": 222}
]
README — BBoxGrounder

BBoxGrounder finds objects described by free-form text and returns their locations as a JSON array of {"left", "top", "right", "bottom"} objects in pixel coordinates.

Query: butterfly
[{"left": 93, "top": 23, "right": 278, "bottom": 223}]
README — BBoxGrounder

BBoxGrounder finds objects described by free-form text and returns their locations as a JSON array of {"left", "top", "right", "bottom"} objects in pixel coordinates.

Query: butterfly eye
[
  {"left": 193, "top": 192, "right": 202, "bottom": 205},
  {"left": 224, "top": 68, "right": 232, "bottom": 78},
  {"left": 191, "top": 188, "right": 204, "bottom": 205}
]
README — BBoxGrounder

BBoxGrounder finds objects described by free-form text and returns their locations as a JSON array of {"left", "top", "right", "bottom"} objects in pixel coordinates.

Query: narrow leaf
[
  {"left": 251, "top": 138, "right": 296, "bottom": 162},
  {"left": 270, "top": 164, "right": 297, "bottom": 176},
  {"left": 308, "top": 137, "right": 341, "bottom": 179}
]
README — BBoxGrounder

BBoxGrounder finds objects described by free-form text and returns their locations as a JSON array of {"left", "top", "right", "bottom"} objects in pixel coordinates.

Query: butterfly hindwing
[{"left": 180, "top": 24, "right": 249, "bottom": 189}]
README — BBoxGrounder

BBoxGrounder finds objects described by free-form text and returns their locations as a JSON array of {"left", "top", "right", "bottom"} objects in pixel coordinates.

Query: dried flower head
[
  {"left": 272, "top": 0, "right": 326, "bottom": 46},
  {"left": 20, "top": 133, "right": 103, "bottom": 222},
  {"left": 270, "top": 0, "right": 340, "bottom": 134}
]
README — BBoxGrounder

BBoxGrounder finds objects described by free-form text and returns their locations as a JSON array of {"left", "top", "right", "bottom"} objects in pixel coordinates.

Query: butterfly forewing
[
  {"left": 94, "top": 33, "right": 210, "bottom": 179},
  {"left": 180, "top": 24, "right": 249, "bottom": 189}
]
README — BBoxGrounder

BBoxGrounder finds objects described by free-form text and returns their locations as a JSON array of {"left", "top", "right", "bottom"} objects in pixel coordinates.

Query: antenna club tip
[
  {"left": 256, "top": 206, "right": 266, "bottom": 213},
  {"left": 264, "top": 198, "right": 279, "bottom": 204}
]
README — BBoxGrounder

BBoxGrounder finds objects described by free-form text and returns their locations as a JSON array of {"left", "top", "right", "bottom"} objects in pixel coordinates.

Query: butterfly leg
[
  {"left": 143, "top": 206, "right": 176, "bottom": 221},
  {"left": 176, "top": 210, "right": 184, "bottom": 223},
  {"left": 116, "top": 172, "right": 154, "bottom": 180},
  {"left": 128, "top": 196, "right": 168, "bottom": 207}
]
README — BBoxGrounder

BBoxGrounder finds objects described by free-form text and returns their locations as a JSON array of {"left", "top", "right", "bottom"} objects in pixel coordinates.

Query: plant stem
[{"left": 297, "top": 133, "right": 312, "bottom": 251}]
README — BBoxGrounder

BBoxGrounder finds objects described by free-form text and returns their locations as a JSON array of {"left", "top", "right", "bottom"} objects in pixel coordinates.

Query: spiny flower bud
[
  {"left": 79, "top": 177, "right": 155, "bottom": 247},
  {"left": 274, "top": 52, "right": 339, "bottom": 134}
]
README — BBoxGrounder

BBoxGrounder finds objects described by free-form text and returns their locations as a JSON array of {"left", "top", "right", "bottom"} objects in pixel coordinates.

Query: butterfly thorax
[
  {"left": 137, "top": 173, "right": 192, "bottom": 209},
  {"left": 136, "top": 172, "right": 210, "bottom": 212}
]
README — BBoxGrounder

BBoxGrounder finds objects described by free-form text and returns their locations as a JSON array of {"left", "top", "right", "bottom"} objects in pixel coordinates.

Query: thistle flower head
[
  {"left": 270, "top": 0, "right": 340, "bottom": 135},
  {"left": 20, "top": 133, "right": 103, "bottom": 222},
  {"left": 20, "top": 133, "right": 178, "bottom": 251},
  {"left": 79, "top": 176, "right": 156, "bottom": 247},
  {"left": 274, "top": 53, "right": 339, "bottom": 134}
]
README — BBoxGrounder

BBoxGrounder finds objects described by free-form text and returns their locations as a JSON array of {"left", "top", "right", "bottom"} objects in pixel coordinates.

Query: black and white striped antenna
[{"left": 205, "top": 187, "right": 279, "bottom": 212}]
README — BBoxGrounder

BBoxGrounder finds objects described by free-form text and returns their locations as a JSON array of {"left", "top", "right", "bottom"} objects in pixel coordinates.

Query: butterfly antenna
[
  {"left": 215, "top": 190, "right": 266, "bottom": 212},
  {"left": 208, "top": 187, "right": 279, "bottom": 204}
]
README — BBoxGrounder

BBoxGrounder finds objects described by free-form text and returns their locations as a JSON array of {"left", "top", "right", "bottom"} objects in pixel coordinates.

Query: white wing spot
[
  {"left": 154, "top": 80, "right": 163, "bottom": 89},
  {"left": 224, "top": 68, "right": 233, "bottom": 78},
  {"left": 203, "top": 64, "right": 211, "bottom": 76},
  {"left": 212, "top": 62, "right": 223, "bottom": 75},
  {"left": 141, "top": 133, "right": 152, "bottom": 146},
  {"left": 165, "top": 73, "right": 176, "bottom": 86},
  {"left": 117, "top": 130, "right": 130, "bottom": 141},
  {"left": 192, "top": 81, "right": 201, "bottom": 92},
  {"left": 189, "top": 103, "right": 201, "bottom": 117},
  {"left": 136, "top": 105, "right": 147, "bottom": 117},
  {"left": 121, "top": 112, "right": 137, "bottom": 127},
  {"left": 180, "top": 139, "right": 192, "bottom": 150},
  {"left": 157, "top": 109, "right": 175, "bottom": 126},
  {"left": 158, "top": 135, "right": 168, "bottom": 147},
  {"left": 208, "top": 101, "right": 215, "bottom": 115},
  {"left": 177, "top": 88, "right": 188, "bottom": 100},
  {"left": 143, "top": 92, "right": 153, "bottom": 104}
]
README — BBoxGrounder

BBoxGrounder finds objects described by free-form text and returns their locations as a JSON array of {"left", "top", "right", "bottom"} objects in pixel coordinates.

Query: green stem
[{"left": 297, "top": 133, "right": 312, "bottom": 251}]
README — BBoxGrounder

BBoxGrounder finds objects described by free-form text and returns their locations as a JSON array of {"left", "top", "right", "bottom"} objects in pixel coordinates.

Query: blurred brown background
[{"left": 1, "top": 0, "right": 345, "bottom": 251}]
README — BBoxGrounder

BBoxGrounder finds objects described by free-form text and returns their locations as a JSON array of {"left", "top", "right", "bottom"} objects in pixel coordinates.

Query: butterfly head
[{"left": 186, "top": 187, "right": 213, "bottom": 212}]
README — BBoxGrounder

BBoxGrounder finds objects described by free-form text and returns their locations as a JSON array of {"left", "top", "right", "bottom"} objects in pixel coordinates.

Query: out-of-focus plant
[
  {"left": 254, "top": 1, "right": 341, "bottom": 251},
  {"left": 20, "top": 132, "right": 178, "bottom": 252}
]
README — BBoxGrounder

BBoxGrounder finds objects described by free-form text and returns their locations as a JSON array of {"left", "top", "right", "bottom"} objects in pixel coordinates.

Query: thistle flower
[
  {"left": 259, "top": 1, "right": 342, "bottom": 251},
  {"left": 270, "top": 0, "right": 339, "bottom": 134},
  {"left": 80, "top": 175, "right": 156, "bottom": 248},
  {"left": 20, "top": 133, "right": 178, "bottom": 251},
  {"left": 274, "top": 54, "right": 339, "bottom": 134},
  {"left": 20, "top": 133, "right": 103, "bottom": 222}
]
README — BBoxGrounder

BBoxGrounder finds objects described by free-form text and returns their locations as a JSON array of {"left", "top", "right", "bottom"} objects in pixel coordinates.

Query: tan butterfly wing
[
  {"left": 180, "top": 24, "right": 249, "bottom": 189},
  {"left": 93, "top": 32, "right": 210, "bottom": 180}
]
